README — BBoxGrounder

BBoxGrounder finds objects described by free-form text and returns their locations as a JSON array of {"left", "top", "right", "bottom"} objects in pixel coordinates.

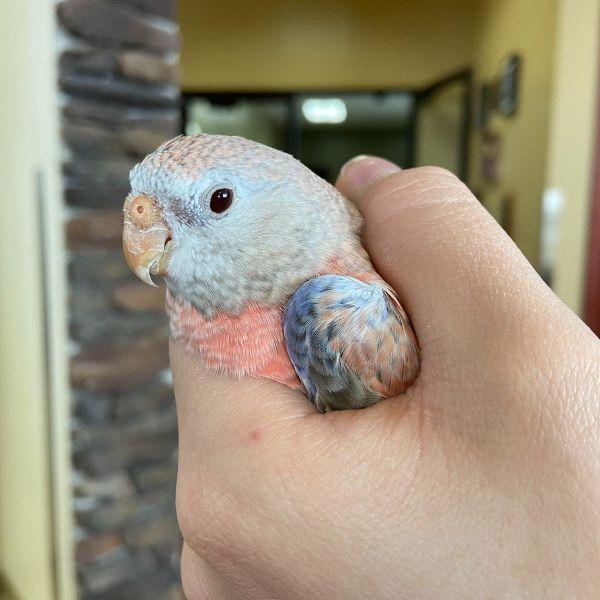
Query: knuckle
[
  {"left": 180, "top": 543, "right": 219, "bottom": 600},
  {"left": 176, "top": 468, "right": 241, "bottom": 561},
  {"left": 364, "top": 164, "right": 476, "bottom": 223},
  {"left": 408, "top": 166, "right": 473, "bottom": 205},
  {"left": 414, "top": 165, "right": 461, "bottom": 183},
  {"left": 180, "top": 544, "right": 203, "bottom": 600}
]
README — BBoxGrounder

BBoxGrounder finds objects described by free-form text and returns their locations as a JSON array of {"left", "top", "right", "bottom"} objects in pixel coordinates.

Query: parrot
[{"left": 122, "top": 134, "right": 420, "bottom": 412}]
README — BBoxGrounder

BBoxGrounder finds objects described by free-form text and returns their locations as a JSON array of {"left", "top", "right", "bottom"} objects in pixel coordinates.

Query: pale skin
[{"left": 171, "top": 157, "right": 600, "bottom": 599}]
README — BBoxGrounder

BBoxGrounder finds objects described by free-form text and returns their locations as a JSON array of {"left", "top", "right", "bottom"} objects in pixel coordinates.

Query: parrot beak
[{"left": 123, "top": 221, "right": 172, "bottom": 287}]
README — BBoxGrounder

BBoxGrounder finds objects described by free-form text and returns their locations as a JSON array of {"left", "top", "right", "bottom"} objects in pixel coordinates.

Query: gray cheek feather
[{"left": 165, "top": 187, "right": 354, "bottom": 317}]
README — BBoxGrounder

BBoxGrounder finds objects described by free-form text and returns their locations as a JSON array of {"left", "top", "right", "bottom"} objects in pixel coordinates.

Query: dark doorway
[{"left": 181, "top": 71, "right": 471, "bottom": 183}]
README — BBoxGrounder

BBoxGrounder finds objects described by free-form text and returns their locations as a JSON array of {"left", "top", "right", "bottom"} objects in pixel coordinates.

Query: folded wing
[{"left": 283, "top": 275, "right": 419, "bottom": 412}]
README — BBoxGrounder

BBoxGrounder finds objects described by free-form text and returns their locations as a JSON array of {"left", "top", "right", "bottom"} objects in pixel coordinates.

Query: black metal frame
[
  {"left": 180, "top": 69, "right": 472, "bottom": 180},
  {"left": 414, "top": 69, "right": 473, "bottom": 180}
]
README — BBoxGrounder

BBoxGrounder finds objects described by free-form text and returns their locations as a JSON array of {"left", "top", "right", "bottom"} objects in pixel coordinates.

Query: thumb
[{"left": 335, "top": 156, "right": 555, "bottom": 366}]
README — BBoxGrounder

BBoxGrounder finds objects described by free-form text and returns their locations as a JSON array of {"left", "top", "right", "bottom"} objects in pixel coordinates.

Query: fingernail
[{"left": 340, "top": 155, "right": 401, "bottom": 188}]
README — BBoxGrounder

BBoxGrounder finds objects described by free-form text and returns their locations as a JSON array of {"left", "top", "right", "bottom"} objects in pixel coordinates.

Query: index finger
[{"left": 336, "top": 159, "right": 558, "bottom": 362}]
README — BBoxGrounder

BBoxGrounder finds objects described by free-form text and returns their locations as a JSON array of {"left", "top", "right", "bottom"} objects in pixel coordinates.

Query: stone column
[{"left": 56, "top": 1, "right": 183, "bottom": 597}]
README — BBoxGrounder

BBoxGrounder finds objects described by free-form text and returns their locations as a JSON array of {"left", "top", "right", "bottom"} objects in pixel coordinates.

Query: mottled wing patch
[{"left": 283, "top": 275, "right": 420, "bottom": 412}]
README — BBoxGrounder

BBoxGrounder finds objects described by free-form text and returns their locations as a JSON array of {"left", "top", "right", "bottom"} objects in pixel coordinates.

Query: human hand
[{"left": 172, "top": 157, "right": 600, "bottom": 599}]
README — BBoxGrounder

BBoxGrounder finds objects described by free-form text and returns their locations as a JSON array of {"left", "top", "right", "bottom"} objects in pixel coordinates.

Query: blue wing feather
[{"left": 283, "top": 274, "right": 416, "bottom": 412}]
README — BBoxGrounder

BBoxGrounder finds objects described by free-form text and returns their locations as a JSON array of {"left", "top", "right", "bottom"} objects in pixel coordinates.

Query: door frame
[
  {"left": 414, "top": 69, "right": 473, "bottom": 181},
  {"left": 584, "top": 85, "right": 600, "bottom": 336}
]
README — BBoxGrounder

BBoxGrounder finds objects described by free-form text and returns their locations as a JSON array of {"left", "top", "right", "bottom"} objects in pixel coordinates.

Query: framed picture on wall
[
  {"left": 497, "top": 54, "right": 521, "bottom": 117},
  {"left": 476, "top": 82, "right": 494, "bottom": 129},
  {"left": 481, "top": 129, "right": 502, "bottom": 184}
]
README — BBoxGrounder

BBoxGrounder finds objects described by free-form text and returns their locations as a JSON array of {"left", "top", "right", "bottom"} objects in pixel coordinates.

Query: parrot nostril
[{"left": 129, "top": 194, "right": 160, "bottom": 228}]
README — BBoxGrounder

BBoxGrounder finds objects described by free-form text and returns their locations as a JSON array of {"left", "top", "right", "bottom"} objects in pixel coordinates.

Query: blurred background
[{"left": 1, "top": 0, "right": 599, "bottom": 598}]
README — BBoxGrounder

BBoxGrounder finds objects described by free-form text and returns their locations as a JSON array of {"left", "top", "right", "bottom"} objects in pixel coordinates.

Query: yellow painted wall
[
  {"left": 180, "top": 0, "right": 479, "bottom": 90},
  {"left": 0, "top": 0, "right": 55, "bottom": 591},
  {"left": 469, "top": 0, "right": 557, "bottom": 267},
  {"left": 0, "top": 0, "right": 74, "bottom": 598},
  {"left": 181, "top": 0, "right": 560, "bottom": 271},
  {"left": 544, "top": 0, "right": 600, "bottom": 313}
]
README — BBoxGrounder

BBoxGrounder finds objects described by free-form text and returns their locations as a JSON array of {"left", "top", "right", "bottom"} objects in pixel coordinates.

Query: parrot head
[{"left": 123, "top": 134, "right": 357, "bottom": 316}]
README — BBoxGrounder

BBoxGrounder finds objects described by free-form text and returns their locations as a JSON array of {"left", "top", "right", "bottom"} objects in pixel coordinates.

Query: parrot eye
[{"left": 209, "top": 188, "right": 233, "bottom": 214}]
